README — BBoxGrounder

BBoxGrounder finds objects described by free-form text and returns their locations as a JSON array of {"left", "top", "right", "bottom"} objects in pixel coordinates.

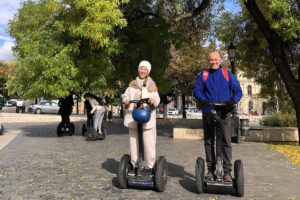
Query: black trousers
[
  {"left": 87, "top": 114, "right": 94, "bottom": 127},
  {"left": 61, "top": 114, "right": 70, "bottom": 127},
  {"left": 203, "top": 112, "right": 232, "bottom": 173}
]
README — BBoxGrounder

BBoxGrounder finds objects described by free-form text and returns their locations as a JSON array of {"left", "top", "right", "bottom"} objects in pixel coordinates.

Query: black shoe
[
  {"left": 128, "top": 167, "right": 136, "bottom": 176},
  {"left": 137, "top": 167, "right": 153, "bottom": 178}
]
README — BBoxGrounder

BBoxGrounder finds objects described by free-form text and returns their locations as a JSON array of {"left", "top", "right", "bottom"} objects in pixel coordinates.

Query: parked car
[
  {"left": 187, "top": 109, "right": 202, "bottom": 116},
  {"left": 167, "top": 108, "right": 179, "bottom": 115},
  {"left": 5, "top": 99, "right": 17, "bottom": 107},
  {"left": 30, "top": 101, "right": 60, "bottom": 114}
]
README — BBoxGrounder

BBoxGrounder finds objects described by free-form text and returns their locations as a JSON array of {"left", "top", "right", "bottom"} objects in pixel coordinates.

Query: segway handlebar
[
  {"left": 126, "top": 98, "right": 156, "bottom": 110},
  {"left": 208, "top": 102, "right": 226, "bottom": 107}
]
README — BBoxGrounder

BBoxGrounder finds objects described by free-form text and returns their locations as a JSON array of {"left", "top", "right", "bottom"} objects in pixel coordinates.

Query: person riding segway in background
[
  {"left": 0, "top": 94, "right": 7, "bottom": 135},
  {"left": 123, "top": 60, "right": 160, "bottom": 178},
  {"left": 85, "top": 93, "right": 106, "bottom": 139},
  {"left": 57, "top": 92, "right": 75, "bottom": 136},
  {"left": 193, "top": 52, "right": 243, "bottom": 183},
  {"left": 84, "top": 93, "right": 93, "bottom": 128}
]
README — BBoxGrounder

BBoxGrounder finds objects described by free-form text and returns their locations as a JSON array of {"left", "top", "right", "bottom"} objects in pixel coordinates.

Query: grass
[{"left": 266, "top": 142, "right": 300, "bottom": 166}]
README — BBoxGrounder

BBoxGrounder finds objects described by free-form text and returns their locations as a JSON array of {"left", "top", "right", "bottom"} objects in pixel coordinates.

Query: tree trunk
[
  {"left": 244, "top": 0, "right": 300, "bottom": 145},
  {"left": 182, "top": 94, "right": 186, "bottom": 119},
  {"left": 295, "top": 103, "right": 300, "bottom": 146}
]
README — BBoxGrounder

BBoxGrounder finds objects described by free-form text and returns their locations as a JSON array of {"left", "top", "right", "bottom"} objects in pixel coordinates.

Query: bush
[{"left": 260, "top": 112, "right": 297, "bottom": 127}]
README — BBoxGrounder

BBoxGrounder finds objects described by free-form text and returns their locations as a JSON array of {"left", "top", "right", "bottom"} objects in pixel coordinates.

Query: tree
[
  {"left": 243, "top": 0, "right": 300, "bottom": 144},
  {"left": 7, "top": 0, "right": 128, "bottom": 99},
  {"left": 216, "top": 0, "right": 300, "bottom": 144}
]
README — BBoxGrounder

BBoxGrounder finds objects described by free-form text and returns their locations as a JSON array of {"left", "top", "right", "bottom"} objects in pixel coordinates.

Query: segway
[
  {"left": 0, "top": 124, "right": 4, "bottom": 135},
  {"left": 57, "top": 122, "right": 75, "bottom": 136},
  {"left": 195, "top": 102, "right": 244, "bottom": 197},
  {"left": 82, "top": 114, "right": 107, "bottom": 140},
  {"left": 118, "top": 98, "right": 167, "bottom": 192}
]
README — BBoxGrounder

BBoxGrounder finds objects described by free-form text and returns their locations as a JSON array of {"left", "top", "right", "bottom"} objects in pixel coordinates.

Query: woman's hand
[
  {"left": 148, "top": 97, "right": 154, "bottom": 105},
  {"left": 123, "top": 99, "right": 130, "bottom": 105}
]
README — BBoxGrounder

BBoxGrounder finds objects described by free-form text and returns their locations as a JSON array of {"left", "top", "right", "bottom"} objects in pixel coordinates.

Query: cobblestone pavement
[{"left": 0, "top": 117, "right": 299, "bottom": 199}]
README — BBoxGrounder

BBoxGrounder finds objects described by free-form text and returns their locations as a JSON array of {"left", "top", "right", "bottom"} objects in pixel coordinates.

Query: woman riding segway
[
  {"left": 118, "top": 61, "right": 167, "bottom": 192},
  {"left": 84, "top": 93, "right": 106, "bottom": 140}
]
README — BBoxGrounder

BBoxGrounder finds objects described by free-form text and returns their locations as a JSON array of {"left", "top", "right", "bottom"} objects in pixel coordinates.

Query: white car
[
  {"left": 5, "top": 99, "right": 17, "bottom": 107},
  {"left": 167, "top": 108, "right": 179, "bottom": 115},
  {"left": 187, "top": 109, "right": 202, "bottom": 116}
]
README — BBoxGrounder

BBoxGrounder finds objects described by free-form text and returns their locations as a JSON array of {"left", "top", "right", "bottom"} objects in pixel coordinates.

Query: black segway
[
  {"left": 0, "top": 124, "right": 4, "bottom": 135},
  {"left": 82, "top": 114, "right": 107, "bottom": 140},
  {"left": 118, "top": 98, "right": 167, "bottom": 192},
  {"left": 57, "top": 122, "right": 75, "bottom": 136},
  {"left": 195, "top": 102, "right": 244, "bottom": 197}
]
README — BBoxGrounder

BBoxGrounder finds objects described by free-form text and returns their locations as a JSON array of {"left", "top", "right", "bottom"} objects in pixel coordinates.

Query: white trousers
[{"left": 129, "top": 127, "right": 156, "bottom": 168}]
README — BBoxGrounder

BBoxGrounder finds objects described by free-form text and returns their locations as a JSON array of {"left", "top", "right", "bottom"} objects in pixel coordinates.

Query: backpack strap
[
  {"left": 202, "top": 68, "right": 229, "bottom": 82},
  {"left": 221, "top": 68, "right": 229, "bottom": 82},
  {"left": 203, "top": 69, "right": 209, "bottom": 82}
]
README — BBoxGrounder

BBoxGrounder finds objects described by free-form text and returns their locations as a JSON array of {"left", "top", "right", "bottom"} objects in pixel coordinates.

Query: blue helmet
[{"left": 132, "top": 108, "right": 151, "bottom": 123}]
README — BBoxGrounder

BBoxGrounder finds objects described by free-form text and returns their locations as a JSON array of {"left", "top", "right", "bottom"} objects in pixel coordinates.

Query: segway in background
[
  {"left": 82, "top": 95, "right": 107, "bottom": 141},
  {"left": 57, "top": 122, "right": 75, "bottom": 136},
  {"left": 57, "top": 93, "right": 75, "bottom": 137},
  {"left": 118, "top": 98, "right": 167, "bottom": 192},
  {"left": 195, "top": 102, "right": 244, "bottom": 197},
  {"left": 0, "top": 95, "right": 6, "bottom": 135}
]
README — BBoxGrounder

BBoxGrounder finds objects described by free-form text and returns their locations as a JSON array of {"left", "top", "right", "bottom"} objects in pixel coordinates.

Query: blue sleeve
[
  {"left": 228, "top": 71, "right": 243, "bottom": 103},
  {"left": 193, "top": 72, "right": 207, "bottom": 101}
]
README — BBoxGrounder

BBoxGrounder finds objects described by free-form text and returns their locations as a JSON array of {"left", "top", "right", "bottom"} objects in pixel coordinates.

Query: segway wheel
[
  {"left": 118, "top": 154, "right": 131, "bottom": 189},
  {"left": 154, "top": 156, "right": 167, "bottom": 192},
  {"left": 195, "top": 157, "right": 205, "bottom": 194},
  {"left": 0, "top": 124, "right": 4, "bottom": 135},
  {"left": 68, "top": 123, "right": 75, "bottom": 136},
  {"left": 234, "top": 160, "right": 244, "bottom": 197},
  {"left": 57, "top": 122, "right": 64, "bottom": 137},
  {"left": 82, "top": 124, "right": 86, "bottom": 136},
  {"left": 86, "top": 128, "right": 97, "bottom": 141}
]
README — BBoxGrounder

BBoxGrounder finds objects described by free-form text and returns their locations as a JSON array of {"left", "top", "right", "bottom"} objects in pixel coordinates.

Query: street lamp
[{"left": 227, "top": 42, "right": 237, "bottom": 75}]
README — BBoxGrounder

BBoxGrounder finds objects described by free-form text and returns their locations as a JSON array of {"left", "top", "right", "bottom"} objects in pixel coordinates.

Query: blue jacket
[{"left": 193, "top": 67, "right": 243, "bottom": 113}]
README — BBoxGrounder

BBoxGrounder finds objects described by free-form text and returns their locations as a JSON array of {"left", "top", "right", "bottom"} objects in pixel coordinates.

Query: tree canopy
[{"left": 7, "top": 0, "right": 128, "bottom": 99}]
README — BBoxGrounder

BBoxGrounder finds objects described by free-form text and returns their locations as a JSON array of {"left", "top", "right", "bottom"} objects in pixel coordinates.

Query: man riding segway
[{"left": 193, "top": 52, "right": 243, "bottom": 196}]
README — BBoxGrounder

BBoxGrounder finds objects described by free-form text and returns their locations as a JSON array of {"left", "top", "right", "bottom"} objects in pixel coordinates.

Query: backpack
[{"left": 203, "top": 68, "right": 229, "bottom": 82}]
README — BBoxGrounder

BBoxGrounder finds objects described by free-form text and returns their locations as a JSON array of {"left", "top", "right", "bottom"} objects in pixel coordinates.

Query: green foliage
[
  {"left": 260, "top": 112, "right": 297, "bottom": 127},
  {"left": 7, "top": 0, "right": 128, "bottom": 99},
  {"left": 268, "top": 0, "right": 300, "bottom": 41},
  {"left": 215, "top": 1, "right": 298, "bottom": 112}
]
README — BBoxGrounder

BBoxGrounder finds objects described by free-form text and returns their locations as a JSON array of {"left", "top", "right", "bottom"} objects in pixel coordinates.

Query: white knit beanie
[{"left": 138, "top": 60, "right": 151, "bottom": 74}]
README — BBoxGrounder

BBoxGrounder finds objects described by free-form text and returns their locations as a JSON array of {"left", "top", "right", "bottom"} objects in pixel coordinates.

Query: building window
[
  {"left": 249, "top": 101, "right": 253, "bottom": 114},
  {"left": 247, "top": 85, "right": 252, "bottom": 95}
]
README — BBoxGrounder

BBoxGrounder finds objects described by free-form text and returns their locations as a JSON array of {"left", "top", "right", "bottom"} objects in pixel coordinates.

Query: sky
[{"left": 0, "top": 0, "right": 242, "bottom": 62}]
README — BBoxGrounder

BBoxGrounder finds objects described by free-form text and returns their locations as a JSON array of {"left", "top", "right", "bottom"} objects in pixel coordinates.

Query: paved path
[{"left": 0, "top": 114, "right": 299, "bottom": 199}]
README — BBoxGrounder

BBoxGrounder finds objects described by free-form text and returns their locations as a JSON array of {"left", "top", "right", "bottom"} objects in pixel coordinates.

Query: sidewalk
[{"left": 0, "top": 114, "right": 299, "bottom": 199}]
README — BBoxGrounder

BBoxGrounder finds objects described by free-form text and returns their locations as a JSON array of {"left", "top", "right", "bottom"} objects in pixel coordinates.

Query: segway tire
[
  {"left": 154, "top": 156, "right": 167, "bottom": 192},
  {"left": 195, "top": 157, "right": 205, "bottom": 194},
  {"left": 86, "top": 128, "right": 97, "bottom": 141},
  {"left": 234, "top": 160, "right": 244, "bottom": 197},
  {"left": 82, "top": 124, "right": 86, "bottom": 136},
  {"left": 118, "top": 154, "right": 131, "bottom": 189},
  {"left": 57, "top": 122, "right": 64, "bottom": 137},
  {"left": 0, "top": 124, "right": 4, "bottom": 135},
  {"left": 68, "top": 123, "right": 75, "bottom": 136}
]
